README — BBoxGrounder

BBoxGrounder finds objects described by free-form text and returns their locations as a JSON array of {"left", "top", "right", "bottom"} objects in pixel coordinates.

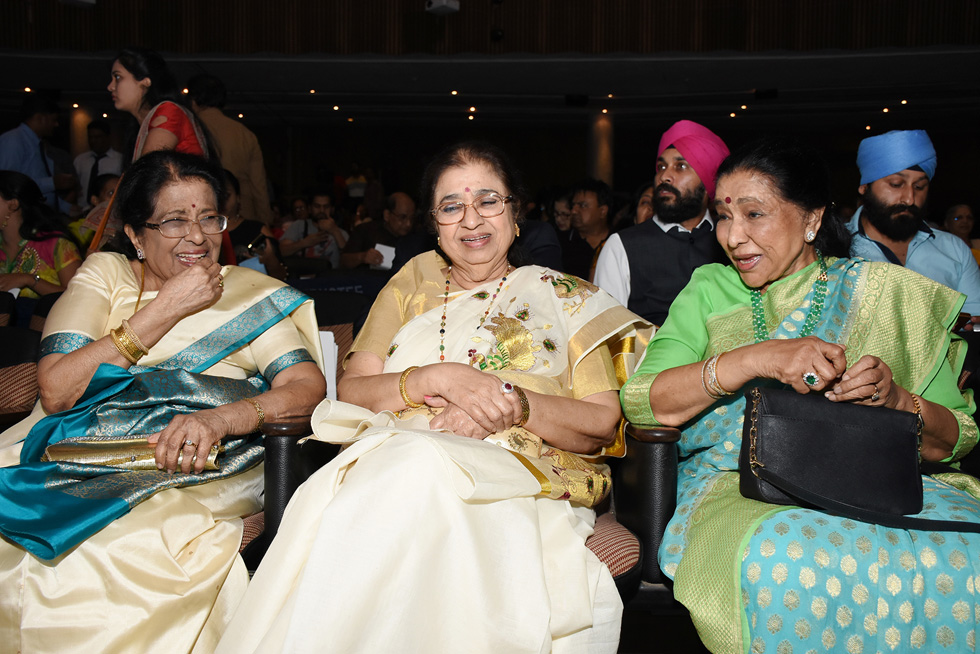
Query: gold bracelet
[
  {"left": 707, "top": 352, "right": 735, "bottom": 396},
  {"left": 245, "top": 397, "right": 265, "bottom": 432},
  {"left": 700, "top": 357, "right": 721, "bottom": 400},
  {"left": 121, "top": 319, "right": 148, "bottom": 357},
  {"left": 910, "top": 393, "right": 924, "bottom": 440},
  {"left": 513, "top": 386, "right": 531, "bottom": 427},
  {"left": 110, "top": 325, "right": 142, "bottom": 364},
  {"left": 399, "top": 366, "right": 425, "bottom": 408}
]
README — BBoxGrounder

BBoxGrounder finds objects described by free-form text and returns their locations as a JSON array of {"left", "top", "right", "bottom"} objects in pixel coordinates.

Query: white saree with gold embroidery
[{"left": 216, "top": 252, "right": 651, "bottom": 654}]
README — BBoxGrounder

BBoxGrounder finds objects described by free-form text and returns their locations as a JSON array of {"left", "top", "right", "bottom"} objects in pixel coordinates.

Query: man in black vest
[{"left": 594, "top": 120, "right": 730, "bottom": 325}]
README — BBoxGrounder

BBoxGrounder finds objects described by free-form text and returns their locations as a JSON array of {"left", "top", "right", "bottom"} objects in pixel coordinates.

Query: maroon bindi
[{"left": 725, "top": 197, "right": 731, "bottom": 204}]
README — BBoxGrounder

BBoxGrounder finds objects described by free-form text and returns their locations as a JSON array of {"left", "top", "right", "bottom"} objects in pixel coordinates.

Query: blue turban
[{"left": 857, "top": 130, "right": 937, "bottom": 185}]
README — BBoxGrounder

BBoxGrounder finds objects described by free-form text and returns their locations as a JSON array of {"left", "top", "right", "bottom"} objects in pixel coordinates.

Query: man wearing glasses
[
  {"left": 341, "top": 191, "right": 417, "bottom": 269},
  {"left": 561, "top": 178, "right": 612, "bottom": 281}
]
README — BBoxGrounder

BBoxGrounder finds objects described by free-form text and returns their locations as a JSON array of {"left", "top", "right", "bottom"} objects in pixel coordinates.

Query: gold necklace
[{"left": 438, "top": 265, "right": 510, "bottom": 363}]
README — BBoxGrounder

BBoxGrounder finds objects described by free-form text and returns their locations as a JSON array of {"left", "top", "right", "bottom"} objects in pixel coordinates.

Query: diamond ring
[
  {"left": 802, "top": 371, "right": 820, "bottom": 387},
  {"left": 500, "top": 382, "right": 514, "bottom": 394},
  {"left": 184, "top": 439, "right": 196, "bottom": 447},
  {"left": 871, "top": 385, "right": 880, "bottom": 402}
]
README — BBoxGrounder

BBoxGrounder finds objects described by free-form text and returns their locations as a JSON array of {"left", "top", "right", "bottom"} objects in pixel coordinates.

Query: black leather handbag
[{"left": 739, "top": 386, "right": 980, "bottom": 533}]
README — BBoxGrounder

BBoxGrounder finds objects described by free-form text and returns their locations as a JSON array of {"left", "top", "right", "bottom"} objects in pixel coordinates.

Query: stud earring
[
  {"left": 136, "top": 248, "right": 144, "bottom": 260},
  {"left": 805, "top": 231, "right": 816, "bottom": 243}
]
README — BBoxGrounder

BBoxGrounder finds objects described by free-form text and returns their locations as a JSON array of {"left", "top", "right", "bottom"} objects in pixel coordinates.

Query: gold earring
[
  {"left": 437, "top": 236, "right": 441, "bottom": 246},
  {"left": 515, "top": 225, "right": 521, "bottom": 237}
]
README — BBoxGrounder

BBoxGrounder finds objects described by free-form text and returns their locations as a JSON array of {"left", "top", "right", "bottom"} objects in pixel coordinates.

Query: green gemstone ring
[{"left": 802, "top": 371, "right": 820, "bottom": 387}]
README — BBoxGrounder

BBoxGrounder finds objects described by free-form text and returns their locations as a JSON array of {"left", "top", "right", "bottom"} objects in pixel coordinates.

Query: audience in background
[
  {"left": 72, "top": 119, "right": 123, "bottom": 212},
  {"left": 340, "top": 191, "right": 415, "bottom": 269},
  {"left": 561, "top": 178, "right": 612, "bottom": 280},
  {"left": 187, "top": 73, "right": 273, "bottom": 225}
]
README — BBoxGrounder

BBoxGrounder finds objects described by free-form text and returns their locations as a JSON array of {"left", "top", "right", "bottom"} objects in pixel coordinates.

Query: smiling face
[
  {"left": 714, "top": 169, "right": 822, "bottom": 291},
  {"left": 108, "top": 59, "right": 150, "bottom": 117},
  {"left": 125, "top": 179, "right": 222, "bottom": 291},
  {"left": 433, "top": 160, "right": 516, "bottom": 284}
]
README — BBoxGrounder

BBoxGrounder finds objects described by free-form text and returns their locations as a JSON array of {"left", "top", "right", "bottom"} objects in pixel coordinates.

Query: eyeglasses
[
  {"left": 144, "top": 215, "right": 228, "bottom": 238},
  {"left": 430, "top": 193, "right": 513, "bottom": 225}
]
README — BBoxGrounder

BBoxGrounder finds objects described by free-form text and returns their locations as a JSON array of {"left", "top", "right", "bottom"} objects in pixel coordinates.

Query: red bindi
[
  {"left": 191, "top": 203, "right": 196, "bottom": 208},
  {"left": 725, "top": 197, "right": 731, "bottom": 204},
  {"left": 464, "top": 187, "right": 470, "bottom": 193}
]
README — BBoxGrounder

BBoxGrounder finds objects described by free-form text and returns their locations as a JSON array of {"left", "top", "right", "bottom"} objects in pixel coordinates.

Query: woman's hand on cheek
[
  {"left": 429, "top": 402, "right": 491, "bottom": 440},
  {"left": 148, "top": 410, "right": 231, "bottom": 474},
  {"left": 155, "top": 259, "right": 224, "bottom": 317}
]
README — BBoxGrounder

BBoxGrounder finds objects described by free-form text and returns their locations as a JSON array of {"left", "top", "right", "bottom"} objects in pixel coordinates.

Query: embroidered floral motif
[
  {"left": 472, "top": 291, "right": 490, "bottom": 300},
  {"left": 387, "top": 343, "right": 398, "bottom": 358},
  {"left": 471, "top": 312, "right": 540, "bottom": 371},
  {"left": 514, "top": 304, "right": 531, "bottom": 321},
  {"left": 540, "top": 273, "right": 598, "bottom": 299},
  {"left": 543, "top": 338, "right": 557, "bottom": 353}
]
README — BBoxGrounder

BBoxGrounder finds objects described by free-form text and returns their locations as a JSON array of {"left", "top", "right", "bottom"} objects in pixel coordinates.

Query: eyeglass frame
[
  {"left": 429, "top": 192, "right": 515, "bottom": 225},
  {"left": 143, "top": 215, "right": 229, "bottom": 238}
]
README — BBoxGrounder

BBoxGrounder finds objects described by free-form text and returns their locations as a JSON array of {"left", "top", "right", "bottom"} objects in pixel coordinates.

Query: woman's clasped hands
[{"left": 415, "top": 363, "right": 524, "bottom": 439}]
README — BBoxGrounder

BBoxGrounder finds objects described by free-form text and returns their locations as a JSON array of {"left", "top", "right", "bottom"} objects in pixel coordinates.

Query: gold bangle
[
  {"left": 700, "top": 357, "right": 720, "bottom": 400},
  {"left": 513, "top": 386, "right": 531, "bottom": 427},
  {"left": 121, "top": 319, "right": 148, "bottom": 357},
  {"left": 707, "top": 352, "right": 735, "bottom": 396},
  {"left": 245, "top": 397, "right": 265, "bottom": 432},
  {"left": 910, "top": 393, "right": 923, "bottom": 439},
  {"left": 110, "top": 325, "right": 141, "bottom": 364},
  {"left": 399, "top": 366, "right": 425, "bottom": 408}
]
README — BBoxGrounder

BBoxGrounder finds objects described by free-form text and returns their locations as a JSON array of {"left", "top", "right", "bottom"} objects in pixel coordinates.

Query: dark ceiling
[{"left": 2, "top": 45, "right": 978, "bottom": 132}]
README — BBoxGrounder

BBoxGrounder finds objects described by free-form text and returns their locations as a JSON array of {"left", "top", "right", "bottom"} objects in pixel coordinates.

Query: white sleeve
[{"left": 593, "top": 233, "right": 630, "bottom": 305}]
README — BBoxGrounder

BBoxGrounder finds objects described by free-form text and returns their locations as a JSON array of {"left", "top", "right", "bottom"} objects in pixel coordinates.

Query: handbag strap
[{"left": 755, "top": 466, "right": 980, "bottom": 534}]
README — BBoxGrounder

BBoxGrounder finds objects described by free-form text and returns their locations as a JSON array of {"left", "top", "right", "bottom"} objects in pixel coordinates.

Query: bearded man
[
  {"left": 594, "top": 120, "right": 729, "bottom": 325},
  {"left": 848, "top": 129, "right": 980, "bottom": 315}
]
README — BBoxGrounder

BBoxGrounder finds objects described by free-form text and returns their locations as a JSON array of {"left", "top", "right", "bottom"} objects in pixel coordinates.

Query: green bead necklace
[{"left": 750, "top": 253, "right": 828, "bottom": 343}]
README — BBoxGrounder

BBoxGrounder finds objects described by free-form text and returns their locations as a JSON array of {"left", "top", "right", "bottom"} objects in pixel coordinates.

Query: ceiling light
[
  {"left": 469, "top": 106, "right": 476, "bottom": 112},
  {"left": 730, "top": 112, "right": 736, "bottom": 118},
  {"left": 866, "top": 125, "right": 872, "bottom": 130},
  {"left": 238, "top": 113, "right": 244, "bottom": 118},
  {"left": 882, "top": 108, "right": 889, "bottom": 113},
  {"left": 901, "top": 100, "right": 908, "bottom": 105},
  {"left": 72, "top": 103, "right": 79, "bottom": 109},
  {"left": 601, "top": 109, "right": 608, "bottom": 114},
  {"left": 310, "top": 89, "right": 316, "bottom": 94},
  {"left": 607, "top": 94, "right": 613, "bottom": 98},
  {"left": 451, "top": 90, "right": 458, "bottom": 96},
  {"left": 740, "top": 105, "right": 747, "bottom": 110},
  {"left": 347, "top": 117, "right": 354, "bottom": 122},
  {"left": 24, "top": 87, "right": 31, "bottom": 93},
  {"left": 468, "top": 115, "right": 474, "bottom": 121},
  {"left": 102, "top": 113, "right": 108, "bottom": 118},
  {"left": 182, "top": 88, "right": 188, "bottom": 94},
  {"left": 333, "top": 105, "right": 339, "bottom": 111}
]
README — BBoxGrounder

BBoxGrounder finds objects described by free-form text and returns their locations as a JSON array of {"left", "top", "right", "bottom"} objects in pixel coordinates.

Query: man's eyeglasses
[
  {"left": 144, "top": 215, "right": 228, "bottom": 238},
  {"left": 430, "top": 193, "right": 513, "bottom": 225}
]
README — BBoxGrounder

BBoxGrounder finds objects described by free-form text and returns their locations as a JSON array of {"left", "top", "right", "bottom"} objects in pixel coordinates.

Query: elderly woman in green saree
[
  {"left": 622, "top": 138, "right": 980, "bottom": 653},
  {"left": 0, "top": 151, "right": 325, "bottom": 654}
]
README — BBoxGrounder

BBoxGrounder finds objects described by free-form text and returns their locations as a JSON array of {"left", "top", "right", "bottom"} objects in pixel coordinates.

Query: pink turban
[{"left": 657, "top": 120, "right": 730, "bottom": 200}]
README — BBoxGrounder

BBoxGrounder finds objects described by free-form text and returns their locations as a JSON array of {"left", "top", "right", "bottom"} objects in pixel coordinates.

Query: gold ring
[{"left": 217, "top": 276, "right": 224, "bottom": 287}]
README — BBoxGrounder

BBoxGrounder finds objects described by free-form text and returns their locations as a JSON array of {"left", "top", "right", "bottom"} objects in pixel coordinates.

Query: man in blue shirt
[
  {"left": 0, "top": 95, "right": 75, "bottom": 213},
  {"left": 847, "top": 129, "right": 980, "bottom": 316}
]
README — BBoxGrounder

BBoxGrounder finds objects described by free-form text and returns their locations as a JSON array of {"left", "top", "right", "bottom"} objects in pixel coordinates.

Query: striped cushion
[
  {"left": 586, "top": 512, "right": 640, "bottom": 578},
  {"left": 240, "top": 511, "right": 266, "bottom": 552},
  {"left": 0, "top": 362, "right": 38, "bottom": 413}
]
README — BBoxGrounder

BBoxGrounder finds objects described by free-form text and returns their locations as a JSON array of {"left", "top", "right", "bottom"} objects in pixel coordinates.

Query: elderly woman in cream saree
[
  {"left": 0, "top": 152, "right": 324, "bottom": 654},
  {"left": 218, "top": 248, "right": 650, "bottom": 654}
]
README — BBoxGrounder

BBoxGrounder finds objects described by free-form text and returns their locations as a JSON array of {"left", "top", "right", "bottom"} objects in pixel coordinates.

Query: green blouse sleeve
[{"left": 620, "top": 265, "right": 722, "bottom": 426}]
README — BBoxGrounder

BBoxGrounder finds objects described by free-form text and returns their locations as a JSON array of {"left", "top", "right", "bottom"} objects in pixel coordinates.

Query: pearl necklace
[
  {"left": 439, "top": 265, "right": 510, "bottom": 362},
  {"left": 750, "top": 253, "right": 828, "bottom": 343}
]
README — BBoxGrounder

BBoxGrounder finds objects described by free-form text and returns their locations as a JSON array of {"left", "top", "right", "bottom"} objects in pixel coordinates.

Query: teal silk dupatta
[{"left": 0, "top": 286, "right": 311, "bottom": 560}]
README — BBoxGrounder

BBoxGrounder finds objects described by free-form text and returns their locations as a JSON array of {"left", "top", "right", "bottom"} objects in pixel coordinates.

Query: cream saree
[
  {"left": 216, "top": 252, "right": 651, "bottom": 653},
  {"left": 0, "top": 253, "right": 322, "bottom": 654}
]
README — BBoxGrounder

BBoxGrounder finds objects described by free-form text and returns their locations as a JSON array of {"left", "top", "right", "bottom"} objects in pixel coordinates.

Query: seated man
[
  {"left": 561, "top": 178, "right": 612, "bottom": 280},
  {"left": 847, "top": 129, "right": 980, "bottom": 316},
  {"left": 340, "top": 191, "right": 415, "bottom": 269},
  {"left": 280, "top": 191, "right": 348, "bottom": 275}
]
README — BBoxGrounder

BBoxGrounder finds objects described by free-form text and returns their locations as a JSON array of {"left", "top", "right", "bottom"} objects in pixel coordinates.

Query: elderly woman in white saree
[
  {"left": 0, "top": 151, "right": 325, "bottom": 654},
  {"left": 217, "top": 142, "right": 650, "bottom": 654}
]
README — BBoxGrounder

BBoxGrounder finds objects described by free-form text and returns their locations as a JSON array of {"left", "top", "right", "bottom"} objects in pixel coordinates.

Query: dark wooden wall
[{"left": 5, "top": 0, "right": 979, "bottom": 55}]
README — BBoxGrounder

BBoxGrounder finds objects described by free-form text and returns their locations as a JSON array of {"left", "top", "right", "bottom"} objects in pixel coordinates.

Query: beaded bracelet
[
  {"left": 513, "top": 386, "right": 531, "bottom": 427},
  {"left": 245, "top": 397, "right": 265, "bottom": 432},
  {"left": 399, "top": 366, "right": 425, "bottom": 408}
]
